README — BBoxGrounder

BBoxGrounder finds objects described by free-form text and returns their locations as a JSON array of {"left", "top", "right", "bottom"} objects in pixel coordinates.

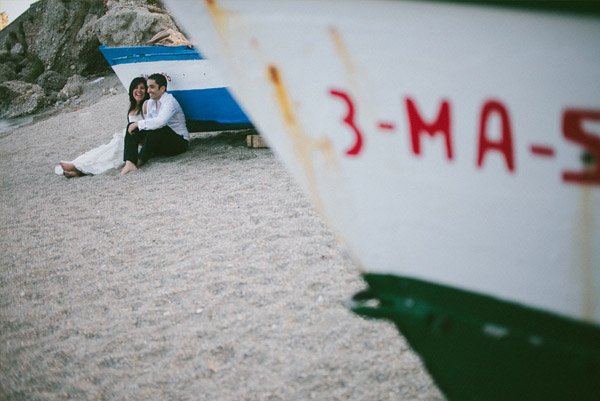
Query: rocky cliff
[{"left": 0, "top": 0, "right": 180, "bottom": 118}]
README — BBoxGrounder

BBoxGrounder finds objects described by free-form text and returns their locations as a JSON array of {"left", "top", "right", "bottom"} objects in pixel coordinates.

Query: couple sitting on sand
[{"left": 56, "top": 73, "right": 189, "bottom": 177}]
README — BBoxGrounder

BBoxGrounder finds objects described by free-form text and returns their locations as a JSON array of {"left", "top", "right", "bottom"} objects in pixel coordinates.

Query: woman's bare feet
[
  {"left": 59, "top": 162, "right": 76, "bottom": 172},
  {"left": 59, "top": 162, "right": 84, "bottom": 177},
  {"left": 120, "top": 160, "right": 138, "bottom": 175},
  {"left": 63, "top": 170, "right": 83, "bottom": 178}
]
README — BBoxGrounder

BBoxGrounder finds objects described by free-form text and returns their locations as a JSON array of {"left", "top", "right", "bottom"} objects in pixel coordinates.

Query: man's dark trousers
[{"left": 124, "top": 125, "right": 188, "bottom": 164}]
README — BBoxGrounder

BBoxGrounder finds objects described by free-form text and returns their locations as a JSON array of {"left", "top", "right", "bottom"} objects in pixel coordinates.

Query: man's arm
[{"left": 138, "top": 95, "right": 177, "bottom": 131}]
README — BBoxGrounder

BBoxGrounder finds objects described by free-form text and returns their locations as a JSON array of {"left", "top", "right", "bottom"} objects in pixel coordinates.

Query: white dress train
[{"left": 55, "top": 113, "right": 142, "bottom": 176}]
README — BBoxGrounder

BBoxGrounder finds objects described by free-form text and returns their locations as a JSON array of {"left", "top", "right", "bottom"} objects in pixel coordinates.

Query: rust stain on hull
[
  {"left": 206, "top": 0, "right": 227, "bottom": 23},
  {"left": 329, "top": 27, "right": 355, "bottom": 75},
  {"left": 267, "top": 65, "right": 336, "bottom": 215},
  {"left": 205, "top": 0, "right": 232, "bottom": 48},
  {"left": 328, "top": 26, "right": 378, "bottom": 140}
]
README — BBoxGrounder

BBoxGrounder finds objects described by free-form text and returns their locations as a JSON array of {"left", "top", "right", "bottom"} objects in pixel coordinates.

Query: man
[{"left": 121, "top": 73, "right": 189, "bottom": 175}]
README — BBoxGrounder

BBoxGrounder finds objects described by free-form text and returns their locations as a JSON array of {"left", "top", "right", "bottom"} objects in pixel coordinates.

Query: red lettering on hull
[
  {"left": 328, "top": 87, "right": 599, "bottom": 186},
  {"left": 405, "top": 98, "right": 453, "bottom": 161},
  {"left": 530, "top": 145, "right": 555, "bottom": 157},
  {"left": 562, "top": 109, "right": 600, "bottom": 185},
  {"left": 477, "top": 100, "right": 516, "bottom": 173},
  {"left": 330, "top": 89, "right": 364, "bottom": 156}
]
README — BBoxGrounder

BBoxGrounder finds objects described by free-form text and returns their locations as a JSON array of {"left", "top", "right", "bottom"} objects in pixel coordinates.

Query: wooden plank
[{"left": 246, "top": 134, "right": 269, "bottom": 148}]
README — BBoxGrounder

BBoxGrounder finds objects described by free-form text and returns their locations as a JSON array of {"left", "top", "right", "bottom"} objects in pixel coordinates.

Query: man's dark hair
[{"left": 148, "top": 73, "right": 168, "bottom": 90}]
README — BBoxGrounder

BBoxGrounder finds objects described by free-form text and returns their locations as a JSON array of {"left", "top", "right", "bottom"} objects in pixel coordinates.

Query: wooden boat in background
[
  {"left": 99, "top": 45, "right": 252, "bottom": 131},
  {"left": 163, "top": 1, "right": 600, "bottom": 399}
]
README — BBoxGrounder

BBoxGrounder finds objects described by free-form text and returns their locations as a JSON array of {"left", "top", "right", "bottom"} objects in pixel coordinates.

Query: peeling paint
[{"left": 482, "top": 323, "right": 509, "bottom": 339}]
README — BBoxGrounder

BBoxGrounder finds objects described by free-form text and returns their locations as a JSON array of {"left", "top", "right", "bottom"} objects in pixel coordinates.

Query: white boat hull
[
  {"left": 164, "top": 1, "right": 600, "bottom": 399},
  {"left": 163, "top": 0, "right": 600, "bottom": 325},
  {"left": 100, "top": 45, "right": 252, "bottom": 127}
]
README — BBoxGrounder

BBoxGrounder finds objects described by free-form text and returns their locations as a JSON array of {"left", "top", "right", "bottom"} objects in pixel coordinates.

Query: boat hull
[
  {"left": 163, "top": 1, "right": 600, "bottom": 399},
  {"left": 99, "top": 45, "right": 253, "bottom": 130},
  {"left": 352, "top": 273, "right": 600, "bottom": 400},
  {"left": 165, "top": 0, "right": 600, "bottom": 323}
]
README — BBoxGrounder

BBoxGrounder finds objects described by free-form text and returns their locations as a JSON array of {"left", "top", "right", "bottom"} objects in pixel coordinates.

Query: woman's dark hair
[{"left": 128, "top": 76, "right": 148, "bottom": 114}]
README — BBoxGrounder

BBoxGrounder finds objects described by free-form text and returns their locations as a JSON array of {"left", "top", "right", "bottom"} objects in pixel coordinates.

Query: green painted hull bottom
[{"left": 350, "top": 273, "right": 600, "bottom": 401}]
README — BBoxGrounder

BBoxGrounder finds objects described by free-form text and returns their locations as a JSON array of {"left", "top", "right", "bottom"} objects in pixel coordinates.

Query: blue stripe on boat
[
  {"left": 99, "top": 45, "right": 204, "bottom": 65},
  {"left": 99, "top": 45, "right": 254, "bottom": 129},
  {"left": 172, "top": 88, "right": 251, "bottom": 125}
]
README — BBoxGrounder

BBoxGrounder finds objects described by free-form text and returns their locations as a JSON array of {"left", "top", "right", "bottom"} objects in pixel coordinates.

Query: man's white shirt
[{"left": 138, "top": 92, "right": 190, "bottom": 140}]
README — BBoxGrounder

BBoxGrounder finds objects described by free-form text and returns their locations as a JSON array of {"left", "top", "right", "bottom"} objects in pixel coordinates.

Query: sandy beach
[{"left": 0, "top": 86, "right": 444, "bottom": 400}]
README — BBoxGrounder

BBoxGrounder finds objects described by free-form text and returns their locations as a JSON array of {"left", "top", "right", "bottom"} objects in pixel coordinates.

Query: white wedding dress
[{"left": 55, "top": 113, "right": 142, "bottom": 176}]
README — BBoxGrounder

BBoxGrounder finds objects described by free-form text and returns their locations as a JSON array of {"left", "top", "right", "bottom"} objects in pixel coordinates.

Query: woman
[{"left": 55, "top": 77, "right": 149, "bottom": 177}]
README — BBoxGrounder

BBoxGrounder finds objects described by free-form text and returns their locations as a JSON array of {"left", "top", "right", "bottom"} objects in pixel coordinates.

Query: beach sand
[{"left": 0, "top": 89, "right": 445, "bottom": 400}]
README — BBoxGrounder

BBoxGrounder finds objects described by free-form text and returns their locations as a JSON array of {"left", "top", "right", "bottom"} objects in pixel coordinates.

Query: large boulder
[
  {"left": 95, "top": 3, "right": 179, "bottom": 47},
  {"left": 58, "top": 74, "right": 86, "bottom": 100},
  {"left": 0, "top": 80, "right": 46, "bottom": 118},
  {"left": 0, "top": 0, "right": 106, "bottom": 77},
  {"left": 0, "top": 0, "right": 181, "bottom": 115},
  {"left": 0, "top": 0, "right": 180, "bottom": 79},
  {"left": 37, "top": 70, "right": 68, "bottom": 93}
]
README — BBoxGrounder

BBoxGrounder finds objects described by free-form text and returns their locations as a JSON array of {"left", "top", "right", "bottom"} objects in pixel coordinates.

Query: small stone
[{"left": 10, "top": 43, "right": 25, "bottom": 56}]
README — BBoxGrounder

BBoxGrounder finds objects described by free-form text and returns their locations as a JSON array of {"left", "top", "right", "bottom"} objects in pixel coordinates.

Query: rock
[
  {"left": 95, "top": 5, "right": 178, "bottom": 47},
  {"left": 0, "top": 0, "right": 182, "bottom": 80},
  {"left": 0, "top": 63, "right": 17, "bottom": 82},
  {"left": 0, "top": 0, "right": 184, "bottom": 118},
  {"left": 46, "top": 91, "right": 59, "bottom": 106},
  {"left": 10, "top": 43, "right": 25, "bottom": 56},
  {"left": 0, "top": 50, "right": 21, "bottom": 65},
  {"left": 0, "top": 80, "right": 46, "bottom": 118},
  {"left": 16, "top": 54, "right": 45, "bottom": 83},
  {"left": 0, "top": 0, "right": 106, "bottom": 78},
  {"left": 23, "top": 0, "right": 107, "bottom": 76},
  {"left": 58, "top": 74, "right": 85, "bottom": 100},
  {"left": 37, "top": 70, "right": 68, "bottom": 93}
]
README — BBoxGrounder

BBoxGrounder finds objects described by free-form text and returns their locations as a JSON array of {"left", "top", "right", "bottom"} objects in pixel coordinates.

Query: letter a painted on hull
[{"left": 477, "top": 100, "right": 516, "bottom": 173}]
